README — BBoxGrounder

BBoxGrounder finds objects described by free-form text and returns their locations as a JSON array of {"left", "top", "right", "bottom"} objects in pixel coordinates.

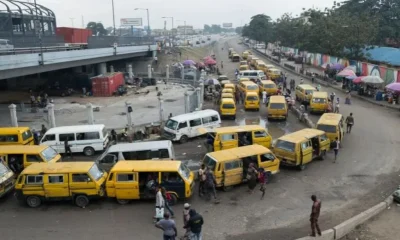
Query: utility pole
[
  {"left": 70, "top": 18, "right": 75, "bottom": 27},
  {"left": 112, "top": 0, "right": 116, "bottom": 36}
]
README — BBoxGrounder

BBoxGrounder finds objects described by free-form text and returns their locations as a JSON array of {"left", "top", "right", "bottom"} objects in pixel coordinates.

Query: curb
[
  {"left": 250, "top": 48, "right": 400, "bottom": 111},
  {"left": 294, "top": 197, "right": 393, "bottom": 240}
]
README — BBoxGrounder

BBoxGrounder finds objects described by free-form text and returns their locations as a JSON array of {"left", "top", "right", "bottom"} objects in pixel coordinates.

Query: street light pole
[
  {"left": 34, "top": 0, "right": 43, "bottom": 65},
  {"left": 112, "top": 0, "right": 116, "bottom": 36},
  {"left": 135, "top": 8, "right": 151, "bottom": 36}
]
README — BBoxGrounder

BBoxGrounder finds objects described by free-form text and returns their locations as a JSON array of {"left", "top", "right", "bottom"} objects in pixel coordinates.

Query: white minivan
[
  {"left": 238, "top": 70, "right": 266, "bottom": 80},
  {"left": 96, "top": 140, "right": 175, "bottom": 171},
  {"left": 163, "top": 109, "right": 221, "bottom": 143},
  {"left": 40, "top": 124, "right": 109, "bottom": 156}
]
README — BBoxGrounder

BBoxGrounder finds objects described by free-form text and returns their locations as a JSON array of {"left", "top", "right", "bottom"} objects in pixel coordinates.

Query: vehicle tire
[
  {"left": 223, "top": 185, "right": 233, "bottom": 192},
  {"left": 117, "top": 199, "right": 130, "bottom": 205},
  {"left": 75, "top": 195, "right": 89, "bottom": 208},
  {"left": 320, "top": 150, "right": 326, "bottom": 160},
  {"left": 168, "top": 193, "right": 178, "bottom": 206},
  {"left": 298, "top": 164, "right": 306, "bottom": 171},
  {"left": 179, "top": 135, "right": 189, "bottom": 144},
  {"left": 83, "top": 147, "right": 95, "bottom": 156},
  {"left": 26, "top": 196, "right": 41, "bottom": 208},
  {"left": 232, "top": 115, "right": 236, "bottom": 120}
]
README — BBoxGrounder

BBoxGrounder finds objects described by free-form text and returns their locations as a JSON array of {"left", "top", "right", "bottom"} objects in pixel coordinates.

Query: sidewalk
[{"left": 255, "top": 48, "right": 400, "bottom": 111}]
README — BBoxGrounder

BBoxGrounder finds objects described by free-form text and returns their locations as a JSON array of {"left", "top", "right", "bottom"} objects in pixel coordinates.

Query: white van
[
  {"left": 40, "top": 124, "right": 109, "bottom": 156},
  {"left": 163, "top": 109, "right": 221, "bottom": 143},
  {"left": 96, "top": 140, "right": 175, "bottom": 171},
  {"left": 238, "top": 70, "right": 266, "bottom": 80}
]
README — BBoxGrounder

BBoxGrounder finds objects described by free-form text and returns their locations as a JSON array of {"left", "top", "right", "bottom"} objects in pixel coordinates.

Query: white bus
[
  {"left": 40, "top": 124, "right": 109, "bottom": 156},
  {"left": 238, "top": 70, "right": 266, "bottom": 80},
  {"left": 163, "top": 109, "right": 221, "bottom": 143},
  {"left": 96, "top": 140, "right": 175, "bottom": 171}
]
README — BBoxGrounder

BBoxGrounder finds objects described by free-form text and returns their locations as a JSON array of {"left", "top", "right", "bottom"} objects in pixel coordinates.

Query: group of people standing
[{"left": 154, "top": 187, "right": 204, "bottom": 240}]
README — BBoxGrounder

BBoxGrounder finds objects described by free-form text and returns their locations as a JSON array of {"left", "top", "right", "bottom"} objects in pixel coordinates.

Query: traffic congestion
[{"left": 0, "top": 36, "right": 399, "bottom": 240}]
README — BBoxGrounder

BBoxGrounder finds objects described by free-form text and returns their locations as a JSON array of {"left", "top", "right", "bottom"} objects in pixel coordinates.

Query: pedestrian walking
[
  {"left": 64, "top": 138, "right": 72, "bottom": 158},
  {"left": 246, "top": 163, "right": 258, "bottom": 194},
  {"left": 239, "top": 91, "right": 244, "bottom": 104},
  {"left": 155, "top": 212, "right": 177, "bottom": 240},
  {"left": 283, "top": 80, "right": 287, "bottom": 91},
  {"left": 258, "top": 168, "right": 267, "bottom": 200},
  {"left": 330, "top": 92, "right": 335, "bottom": 103},
  {"left": 309, "top": 195, "right": 322, "bottom": 237},
  {"left": 316, "top": 84, "right": 321, "bottom": 92},
  {"left": 182, "top": 203, "right": 191, "bottom": 239},
  {"left": 198, "top": 164, "right": 206, "bottom": 196},
  {"left": 300, "top": 78, "right": 304, "bottom": 84},
  {"left": 262, "top": 90, "right": 267, "bottom": 104},
  {"left": 154, "top": 56, "right": 158, "bottom": 65},
  {"left": 335, "top": 98, "right": 340, "bottom": 113},
  {"left": 205, "top": 167, "right": 219, "bottom": 203},
  {"left": 345, "top": 91, "right": 352, "bottom": 105},
  {"left": 311, "top": 73, "right": 315, "bottom": 84},
  {"left": 332, "top": 137, "right": 340, "bottom": 162},
  {"left": 235, "top": 90, "right": 240, "bottom": 104},
  {"left": 161, "top": 187, "right": 175, "bottom": 218},
  {"left": 155, "top": 186, "right": 165, "bottom": 222},
  {"left": 345, "top": 113, "right": 354, "bottom": 133},
  {"left": 184, "top": 209, "right": 204, "bottom": 240}
]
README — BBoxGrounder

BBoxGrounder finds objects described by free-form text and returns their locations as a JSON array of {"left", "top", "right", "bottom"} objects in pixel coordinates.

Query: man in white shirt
[
  {"left": 262, "top": 90, "right": 267, "bottom": 104},
  {"left": 333, "top": 137, "right": 340, "bottom": 163}
]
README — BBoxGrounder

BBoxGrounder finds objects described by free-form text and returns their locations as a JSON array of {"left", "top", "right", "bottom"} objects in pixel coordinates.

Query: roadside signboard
[
  {"left": 222, "top": 23, "right": 233, "bottom": 28},
  {"left": 120, "top": 18, "right": 143, "bottom": 27}
]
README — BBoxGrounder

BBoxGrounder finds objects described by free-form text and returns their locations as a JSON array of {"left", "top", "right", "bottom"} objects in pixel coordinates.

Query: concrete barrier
[
  {"left": 333, "top": 202, "right": 387, "bottom": 239},
  {"left": 296, "top": 229, "right": 335, "bottom": 240}
]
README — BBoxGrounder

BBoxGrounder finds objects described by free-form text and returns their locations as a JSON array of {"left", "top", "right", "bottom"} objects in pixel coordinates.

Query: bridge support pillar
[
  {"left": 8, "top": 104, "right": 18, "bottom": 127},
  {"left": 86, "top": 103, "right": 95, "bottom": 125},
  {"left": 148, "top": 64, "right": 152, "bottom": 78},
  {"left": 126, "top": 63, "right": 133, "bottom": 79},
  {"left": 97, "top": 63, "right": 107, "bottom": 75},
  {"left": 47, "top": 104, "right": 56, "bottom": 128}
]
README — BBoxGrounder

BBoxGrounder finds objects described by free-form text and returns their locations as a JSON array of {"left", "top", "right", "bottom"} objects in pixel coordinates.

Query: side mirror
[{"left": 86, "top": 178, "right": 91, "bottom": 182}]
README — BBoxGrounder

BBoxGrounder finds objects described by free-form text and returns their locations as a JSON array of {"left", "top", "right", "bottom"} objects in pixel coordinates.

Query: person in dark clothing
[
  {"left": 111, "top": 129, "right": 117, "bottom": 143},
  {"left": 205, "top": 168, "right": 218, "bottom": 202},
  {"left": 184, "top": 209, "right": 204, "bottom": 240},
  {"left": 310, "top": 195, "right": 322, "bottom": 237},
  {"left": 345, "top": 113, "right": 354, "bottom": 133},
  {"left": 64, "top": 138, "right": 72, "bottom": 158},
  {"left": 41, "top": 124, "right": 47, "bottom": 136}
]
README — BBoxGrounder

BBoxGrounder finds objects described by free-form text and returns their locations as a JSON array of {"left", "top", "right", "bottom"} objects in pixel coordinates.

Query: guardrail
[{"left": 0, "top": 45, "right": 84, "bottom": 55}]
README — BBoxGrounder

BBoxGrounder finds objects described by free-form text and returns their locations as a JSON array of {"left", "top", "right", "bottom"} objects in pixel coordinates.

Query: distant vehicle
[
  {"left": 0, "top": 39, "right": 13, "bottom": 49},
  {"left": 196, "top": 41, "right": 200, "bottom": 44},
  {"left": 255, "top": 43, "right": 266, "bottom": 49},
  {"left": 201, "top": 40, "right": 205, "bottom": 43}
]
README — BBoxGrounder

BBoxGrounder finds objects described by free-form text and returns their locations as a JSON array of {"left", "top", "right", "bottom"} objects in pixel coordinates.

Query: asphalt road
[{"left": 1, "top": 37, "right": 400, "bottom": 240}]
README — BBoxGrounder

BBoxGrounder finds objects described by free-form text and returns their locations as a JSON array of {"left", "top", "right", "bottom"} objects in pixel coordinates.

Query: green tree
[
  {"left": 203, "top": 24, "right": 211, "bottom": 33},
  {"left": 246, "top": 14, "right": 274, "bottom": 44},
  {"left": 86, "top": 22, "right": 107, "bottom": 36},
  {"left": 235, "top": 27, "right": 243, "bottom": 34}
]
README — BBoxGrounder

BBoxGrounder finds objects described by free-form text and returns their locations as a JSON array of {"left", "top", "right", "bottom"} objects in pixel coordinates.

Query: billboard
[
  {"left": 222, "top": 23, "right": 233, "bottom": 28},
  {"left": 120, "top": 18, "right": 142, "bottom": 27}
]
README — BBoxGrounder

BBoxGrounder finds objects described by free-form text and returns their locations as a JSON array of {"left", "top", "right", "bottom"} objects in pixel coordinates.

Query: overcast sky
[{"left": 36, "top": 0, "right": 336, "bottom": 29}]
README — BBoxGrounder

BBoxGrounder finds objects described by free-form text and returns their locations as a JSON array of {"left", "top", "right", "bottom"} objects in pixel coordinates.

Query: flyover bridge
[{"left": 0, "top": 44, "right": 158, "bottom": 80}]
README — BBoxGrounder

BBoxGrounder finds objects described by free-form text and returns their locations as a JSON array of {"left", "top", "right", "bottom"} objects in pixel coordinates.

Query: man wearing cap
[
  {"left": 182, "top": 203, "right": 191, "bottom": 238},
  {"left": 185, "top": 209, "right": 204, "bottom": 240}
]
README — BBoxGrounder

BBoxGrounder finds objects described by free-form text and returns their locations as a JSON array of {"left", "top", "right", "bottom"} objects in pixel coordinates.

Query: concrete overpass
[{"left": 0, "top": 44, "right": 158, "bottom": 80}]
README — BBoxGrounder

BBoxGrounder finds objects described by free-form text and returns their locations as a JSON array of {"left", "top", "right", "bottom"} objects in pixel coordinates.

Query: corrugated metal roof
[{"left": 364, "top": 47, "right": 400, "bottom": 66}]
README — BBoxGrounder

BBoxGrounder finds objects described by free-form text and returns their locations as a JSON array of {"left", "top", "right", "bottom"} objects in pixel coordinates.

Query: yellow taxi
[
  {"left": 267, "top": 96, "right": 288, "bottom": 120},
  {"left": 220, "top": 98, "right": 236, "bottom": 119},
  {"left": 310, "top": 92, "right": 329, "bottom": 113},
  {"left": 244, "top": 92, "right": 260, "bottom": 111},
  {"left": 267, "top": 68, "right": 281, "bottom": 80}
]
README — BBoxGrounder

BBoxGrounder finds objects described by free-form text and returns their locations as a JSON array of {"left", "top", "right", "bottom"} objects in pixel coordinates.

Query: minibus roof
[
  {"left": 198, "top": 125, "right": 266, "bottom": 135},
  {"left": 317, "top": 113, "right": 343, "bottom": 125},
  {"left": 0, "top": 127, "right": 30, "bottom": 134},
  {"left": 22, "top": 162, "right": 95, "bottom": 175},
  {"left": 169, "top": 110, "right": 219, "bottom": 123},
  {"left": 206, "top": 145, "right": 272, "bottom": 163},
  {"left": 277, "top": 128, "right": 325, "bottom": 143},
  {"left": 260, "top": 80, "right": 275, "bottom": 85},
  {"left": 45, "top": 124, "right": 105, "bottom": 135},
  {"left": 0, "top": 145, "right": 49, "bottom": 154},
  {"left": 269, "top": 96, "right": 286, "bottom": 103},
  {"left": 297, "top": 84, "right": 315, "bottom": 90},
  {"left": 107, "top": 140, "right": 172, "bottom": 153},
  {"left": 111, "top": 160, "right": 180, "bottom": 172},
  {"left": 312, "top": 92, "right": 328, "bottom": 98}
]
